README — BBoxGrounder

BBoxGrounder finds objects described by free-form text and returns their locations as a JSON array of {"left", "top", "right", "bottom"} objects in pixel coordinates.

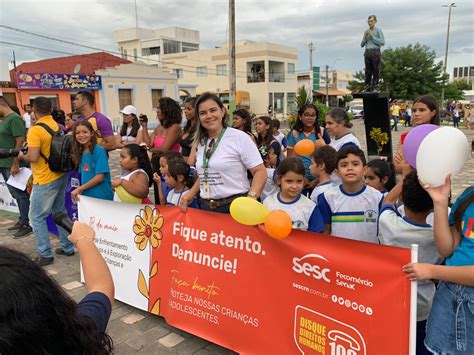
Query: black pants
[{"left": 364, "top": 48, "right": 381, "bottom": 87}]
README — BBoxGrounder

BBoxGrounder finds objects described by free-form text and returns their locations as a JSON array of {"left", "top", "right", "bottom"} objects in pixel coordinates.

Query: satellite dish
[{"left": 73, "top": 64, "right": 81, "bottom": 74}]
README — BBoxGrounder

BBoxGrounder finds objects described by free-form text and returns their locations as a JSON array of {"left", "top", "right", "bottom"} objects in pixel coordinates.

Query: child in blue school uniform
[
  {"left": 263, "top": 157, "right": 324, "bottom": 232},
  {"left": 70, "top": 120, "right": 113, "bottom": 201}
]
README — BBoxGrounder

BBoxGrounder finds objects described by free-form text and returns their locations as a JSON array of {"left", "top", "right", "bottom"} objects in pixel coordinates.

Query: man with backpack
[{"left": 18, "top": 97, "right": 74, "bottom": 266}]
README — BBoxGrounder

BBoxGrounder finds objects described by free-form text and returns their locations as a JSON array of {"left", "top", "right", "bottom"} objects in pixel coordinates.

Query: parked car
[{"left": 350, "top": 104, "right": 364, "bottom": 119}]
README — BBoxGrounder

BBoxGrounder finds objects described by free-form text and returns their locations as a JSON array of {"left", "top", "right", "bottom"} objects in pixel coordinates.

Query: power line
[{"left": 1, "top": 25, "right": 307, "bottom": 79}]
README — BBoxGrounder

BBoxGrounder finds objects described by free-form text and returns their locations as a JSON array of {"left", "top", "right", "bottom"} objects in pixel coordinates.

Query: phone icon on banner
[
  {"left": 294, "top": 305, "right": 366, "bottom": 355},
  {"left": 328, "top": 330, "right": 361, "bottom": 354}
]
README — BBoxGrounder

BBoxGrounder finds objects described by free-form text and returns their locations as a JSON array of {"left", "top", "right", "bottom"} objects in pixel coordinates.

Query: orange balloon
[
  {"left": 264, "top": 210, "right": 293, "bottom": 239},
  {"left": 294, "top": 139, "right": 315, "bottom": 156}
]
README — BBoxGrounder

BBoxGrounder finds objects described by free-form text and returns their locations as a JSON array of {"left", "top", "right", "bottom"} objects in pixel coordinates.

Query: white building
[
  {"left": 114, "top": 27, "right": 200, "bottom": 65},
  {"left": 161, "top": 40, "right": 298, "bottom": 116}
]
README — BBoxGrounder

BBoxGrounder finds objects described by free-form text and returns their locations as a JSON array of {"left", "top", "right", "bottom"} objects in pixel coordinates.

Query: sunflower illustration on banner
[{"left": 132, "top": 205, "right": 163, "bottom": 314}]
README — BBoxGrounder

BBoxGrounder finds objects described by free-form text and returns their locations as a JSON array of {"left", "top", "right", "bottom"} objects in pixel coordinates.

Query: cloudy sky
[{"left": 0, "top": 0, "right": 472, "bottom": 77}]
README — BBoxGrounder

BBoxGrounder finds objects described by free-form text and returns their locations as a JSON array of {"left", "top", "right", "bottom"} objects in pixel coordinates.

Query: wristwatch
[{"left": 248, "top": 191, "right": 258, "bottom": 198}]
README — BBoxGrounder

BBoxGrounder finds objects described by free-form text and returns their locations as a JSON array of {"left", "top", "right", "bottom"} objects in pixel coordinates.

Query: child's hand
[
  {"left": 401, "top": 165, "right": 413, "bottom": 177},
  {"left": 402, "top": 262, "right": 434, "bottom": 281},
  {"left": 394, "top": 151, "right": 409, "bottom": 168},
  {"left": 111, "top": 178, "right": 122, "bottom": 188},
  {"left": 421, "top": 174, "right": 451, "bottom": 205},
  {"left": 153, "top": 172, "right": 161, "bottom": 184},
  {"left": 71, "top": 187, "right": 82, "bottom": 201},
  {"left": 314, "top": 133, "right": 326, "bottom": 149}
]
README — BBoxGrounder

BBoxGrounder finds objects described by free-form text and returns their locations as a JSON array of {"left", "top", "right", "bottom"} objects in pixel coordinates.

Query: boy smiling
[{"left": 317, "top": 146, "right": 383, "bottom": 243}]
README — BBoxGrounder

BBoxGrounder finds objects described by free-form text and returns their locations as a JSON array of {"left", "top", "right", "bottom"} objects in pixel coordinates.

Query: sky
[{"left": 0, "top": 0, "right": 473, "bottom": 78}]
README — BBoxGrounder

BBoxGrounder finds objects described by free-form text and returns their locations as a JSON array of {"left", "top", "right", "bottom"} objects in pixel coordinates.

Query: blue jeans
[
  {"left": 29, "top": 174, "right": 73, "bottom": 258},
  {"left": 0, "top": 167, "right": 30, "bottom": 225},
  {"left": 425, "top": 281, "right": 474, "bottom": 354}
]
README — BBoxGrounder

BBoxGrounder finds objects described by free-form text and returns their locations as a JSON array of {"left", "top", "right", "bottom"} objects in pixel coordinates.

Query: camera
[{"left": 0, "top": 146, "right": 28, "bottom": 159}]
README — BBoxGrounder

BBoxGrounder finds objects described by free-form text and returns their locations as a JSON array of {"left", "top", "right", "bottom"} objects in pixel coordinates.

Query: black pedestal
[{"left": 353, "top": 92, "right": 393, "bottom": 161}]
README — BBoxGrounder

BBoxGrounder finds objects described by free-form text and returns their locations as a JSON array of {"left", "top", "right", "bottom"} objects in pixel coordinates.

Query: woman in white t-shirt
[
  {"left": 179, "top": 92, "right": 266, "bottom": 214},
  {"left": 325, "top": 107, "right": 361, "bottom": 151},
  {"left": 116, "top": 105, "right": 142, "bottom": 148}
]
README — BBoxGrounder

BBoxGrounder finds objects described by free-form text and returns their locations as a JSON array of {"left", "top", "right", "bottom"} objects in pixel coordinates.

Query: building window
[
  {"left": 173, "top": 69, "right": 183, "bottom": 79},
  {"left": 247, "top": 61, "right": 265, "bottom": 83},
  {"left": 151, "top": 89, "right": 163, "bottom": 108},
  {"left": 123, "top": 49, "right": 128, "bottom": 60},
  {"left": 470, "top": 66, "right": 474, "bottom": 77},
  {"left": 163, "top": 40, "right": 180, "bottom": 54},
  {"left": 454, "top": 68, "right": 458, "bottom": 77},
  {"left": 197, "top": 66, "right": 208, "bottom": 77},
  {"left": 269, "top": 61, "right": 285, "bottom": 82},
  {"left": 216, "top": 64, "right": 227, "bottom": 76},
  {"left": 118, "top": 89, "right": 132, "bottom": 109},
  {"left": 464, "top": 67, "right": 469, "bottom": 77},
  {"left": 288, "top": 63, "right": 295, "bottom": 74},
  {"left": 274, "top": 93, "right": 284, "bottom": 114},
  {"left": 287, "top": 93, "right": 296, "bottom": 113},
  {"left": 133, "top": 48, "right": 138, "bottom": 61},
  {"left": 182, "top": 42, "right": 199, "bottom": 52}
]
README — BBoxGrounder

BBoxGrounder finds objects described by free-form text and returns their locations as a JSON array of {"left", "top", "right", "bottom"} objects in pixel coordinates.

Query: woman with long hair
[
  {"left": 0, "top": 222, "right": 114, "bottom": 354},
  {"left": 255, "top": 115, "right": 281, "bottom": 164},
  {"left": 116, "top": 105, "right": 142, "bottom": 148},
  {"left": 178, "top": 92, "right": 266, "bottom": 213},
  {"left": 232, "top": 108, "right": 256, "bottom": 144},
  {"left": 180, "top": 97, "right": 198, "bottom": 162},
  {"left": 287, "top": 103, "right": 330, "bottom": 192},
  {"left": 394, "top": 94, "right": 440, "bottom": 173}
]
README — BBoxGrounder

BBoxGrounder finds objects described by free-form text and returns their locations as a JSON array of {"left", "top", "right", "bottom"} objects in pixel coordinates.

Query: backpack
[{"left": 36, "top": 123, "right": 76, "bottom": 172}]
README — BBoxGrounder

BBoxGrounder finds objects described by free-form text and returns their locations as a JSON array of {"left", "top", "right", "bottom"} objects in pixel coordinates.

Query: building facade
[
  {"left": 114, "top": 27, "right": 200, "bottom": 65},
  {"left": 452, "top": 66, "right": 474, "bottom": 86},
  {"left": 161, "top": 40, "right": 298, "bottom": 116}
]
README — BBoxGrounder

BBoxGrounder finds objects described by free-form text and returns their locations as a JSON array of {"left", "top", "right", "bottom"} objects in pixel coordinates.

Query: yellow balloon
[
  {"left": 230, "top": 197, "right": 270, "bottom": 225},
  {"left": 115, "top": 185, "right": 142, "bottom": 203},
  {"left": 294, "top": 139, "right": 315, "bottom": 156}
]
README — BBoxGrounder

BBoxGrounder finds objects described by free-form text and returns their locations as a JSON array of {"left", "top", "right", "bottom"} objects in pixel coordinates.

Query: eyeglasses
[{"left": 205, "top": 139, "right": 215, "bottom": 160}]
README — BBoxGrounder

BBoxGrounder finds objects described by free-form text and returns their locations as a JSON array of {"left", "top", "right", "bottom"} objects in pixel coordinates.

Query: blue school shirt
[
  {"left": 165, "top": 187, "right": 199, "bottom": 209},
  {"left": 446, "top": 187, "right": 474, "bottom": 266},
  {"left": 80, "top": 146, "right": 113, "bottom": 201}
]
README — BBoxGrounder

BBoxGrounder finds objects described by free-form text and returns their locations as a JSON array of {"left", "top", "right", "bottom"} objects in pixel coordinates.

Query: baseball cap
[{"left": 120, "top": 105, "right": 137, "bottom": 115}]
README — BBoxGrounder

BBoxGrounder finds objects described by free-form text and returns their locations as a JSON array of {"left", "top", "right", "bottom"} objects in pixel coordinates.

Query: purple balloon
[{"left": 403, "top": 124, "right": 440, "bottom": 168}]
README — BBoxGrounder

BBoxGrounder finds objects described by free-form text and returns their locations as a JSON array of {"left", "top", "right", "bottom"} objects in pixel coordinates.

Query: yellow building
[{"left": 161, "top": 40, "right": 297, "bottom": 116}]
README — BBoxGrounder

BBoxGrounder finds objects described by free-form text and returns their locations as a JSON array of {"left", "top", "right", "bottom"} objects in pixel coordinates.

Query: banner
[
  {"left": 0, "top": 174, "right": 19, "bottom": 213},
  {"left": 78, "top": 197, "right": 412, "bottom": 354},
  {"left": 16, "top": 72, "right": 102, "bottom": 90}
]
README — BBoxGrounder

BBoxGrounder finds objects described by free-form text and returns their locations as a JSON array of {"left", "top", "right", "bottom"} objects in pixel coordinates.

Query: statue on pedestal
[{"left": 361, "top": 15, "right": 385, "bottom": 92}]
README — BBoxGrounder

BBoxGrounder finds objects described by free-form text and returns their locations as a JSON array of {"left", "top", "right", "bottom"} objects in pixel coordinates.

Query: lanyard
[
  {"left": 202, "top": 128, "right": 226, "bottom": 169},
  {"left": 202, "top": 128, "right": 226, "bottom": 198}
]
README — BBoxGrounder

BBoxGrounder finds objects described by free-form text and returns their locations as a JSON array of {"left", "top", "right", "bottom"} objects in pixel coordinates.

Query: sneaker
[
  {"left": 55, "top": 248, "right": 75, "bottom": 256},
  {"left": 34, "top": 256, "right": 54, "bottom": 266},
  {"left": 13, "top": 224, "right": 33, "bottom": 238},
  {"left": 7, "top": 221, "right": 22, "bottom": 231}
]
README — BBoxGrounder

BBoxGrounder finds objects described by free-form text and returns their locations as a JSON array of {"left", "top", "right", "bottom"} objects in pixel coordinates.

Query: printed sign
[
  {"left": 16, "top": 72, "right": 102, "bottom": 90},
  {"left": 78, "top": 197, "right": 413, "bottom": 354}
]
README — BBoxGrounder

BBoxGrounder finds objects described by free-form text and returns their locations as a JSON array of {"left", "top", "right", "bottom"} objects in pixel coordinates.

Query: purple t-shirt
[{"left": 79, "top": 112, "right": 114, "bottom": 141}]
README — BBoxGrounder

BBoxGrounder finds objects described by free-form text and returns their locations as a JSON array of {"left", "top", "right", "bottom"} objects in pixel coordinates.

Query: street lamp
[
  {"left": 326, "top": 58, "right": 343, "bottom": 107},
  {"left": 440, "top": 3, "right": 456, "bottom": 109},
  {"left": 308, "top": 42, "right": 315, "bottom": 101}
]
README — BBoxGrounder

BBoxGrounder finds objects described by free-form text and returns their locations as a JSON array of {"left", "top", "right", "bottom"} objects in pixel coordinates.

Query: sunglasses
[{"left": 205, "top": 139, "right": 215, "bottom": 160}]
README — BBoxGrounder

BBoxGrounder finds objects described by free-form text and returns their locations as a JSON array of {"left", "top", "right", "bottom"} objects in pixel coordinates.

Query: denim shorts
[{"left": 425, "top": 281, "right": 474, "bottom": 354}]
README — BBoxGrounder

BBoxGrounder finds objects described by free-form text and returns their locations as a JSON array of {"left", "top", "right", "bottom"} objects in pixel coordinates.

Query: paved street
[{"left": 0, "top": 119, "right": 472, "bottom": 354}]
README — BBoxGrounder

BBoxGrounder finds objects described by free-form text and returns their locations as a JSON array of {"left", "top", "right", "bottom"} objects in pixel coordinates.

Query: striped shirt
[{"left": 317, "top": 184, "right": 383, "bottom": 243}]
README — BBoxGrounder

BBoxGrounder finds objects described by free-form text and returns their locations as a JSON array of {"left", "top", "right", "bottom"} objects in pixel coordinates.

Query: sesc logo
[{"left": 292, "top": 254, "right": 331, "bottom": 283}]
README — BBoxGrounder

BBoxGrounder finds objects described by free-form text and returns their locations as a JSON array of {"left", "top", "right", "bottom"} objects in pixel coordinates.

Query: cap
[{"left": 120, "top": 105, "right": 137, "bottom": 115}]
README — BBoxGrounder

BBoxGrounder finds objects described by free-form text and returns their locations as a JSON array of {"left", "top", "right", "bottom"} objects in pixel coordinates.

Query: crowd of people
[{"left": 0, "top": 90, "right": 472, "bottom": 354}]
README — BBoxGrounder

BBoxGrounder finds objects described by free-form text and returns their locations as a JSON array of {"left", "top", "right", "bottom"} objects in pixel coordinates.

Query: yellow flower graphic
[
  {"left": 369, "top": 127, "right": 389, "bottom": 155},
  {"left": 133, "top": 206, "right": 164, "bottom": 250}
]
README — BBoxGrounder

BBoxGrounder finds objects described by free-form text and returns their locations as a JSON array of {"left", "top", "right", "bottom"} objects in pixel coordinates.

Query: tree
[
  {"left": 444, "top": 82, "right": 465, "bottom": 101},
  {"left": 288, "top": 86, "right": 328, "bottom": 128},
  {"left": 348, "top": 44, "right": 448, "bottom": 100},
  {"left": 453, "top": 79, "right": 471, "bottom": 91},
  {"left": 347, "top": 71, "right": 365, "bottom": 93}
]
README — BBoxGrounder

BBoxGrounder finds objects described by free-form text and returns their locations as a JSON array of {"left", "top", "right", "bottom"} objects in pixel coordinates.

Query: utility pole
[
  {"left": 228, "top": 0, "right": 236, "bottom": 125},
  {"left": 12, "top": 50, "right": 17, "bottom": 71},
  {"left": 308, "top": 42, "right": 315, "bottom": 102},
  {"left": 325, "top": 64, "right": 329, "bottom": 107},
  {"left": 440, "top": 3, "right": 456, "bottom": 109},
  {"left": 134, "top": 0, "right": 139, "bottom": 28}
]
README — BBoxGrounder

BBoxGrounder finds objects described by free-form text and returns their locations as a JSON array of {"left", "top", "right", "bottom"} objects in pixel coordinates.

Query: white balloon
[{"left": 416, "top": 127, "right": 470, "bottom": 187}]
